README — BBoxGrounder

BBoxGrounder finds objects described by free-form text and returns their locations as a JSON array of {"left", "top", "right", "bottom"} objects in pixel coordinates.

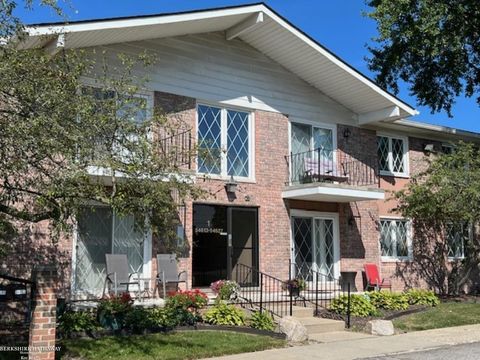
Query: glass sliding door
[
  {"left": 292, "top": 217, "right": 314, "bottom": 281},
  {"left": 292, "top": 213, "right": 339, "bottom": 282},
  {"left": 75, "top": 207, "right": 113, "bottom": 293},
  {"left": 290, "top": 122, "right": 335, "bottom": 183},
  {"left": 314, "top": 218, "right": 335, "bottom": 279},
  {"left": 74, "top": 207, "right": 147, "bottom": 295}
]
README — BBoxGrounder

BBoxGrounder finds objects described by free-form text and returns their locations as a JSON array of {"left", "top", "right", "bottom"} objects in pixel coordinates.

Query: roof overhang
[
  {"left": 370, "top": 119, "right": 480, "bottom": 143},
  {"left": 282, "top": 183, "right": 385, "bottom": 203},
  {"left": 19, "top": 3, "right": 417, "bottom": 123}
]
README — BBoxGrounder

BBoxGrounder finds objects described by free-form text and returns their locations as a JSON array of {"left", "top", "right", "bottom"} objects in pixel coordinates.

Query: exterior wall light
[
  {"left": 225, "top": 175, "right": 238, "bottom": 194},
  {"left": 424, "top": 143, "right": 435, "bottom": 153}
]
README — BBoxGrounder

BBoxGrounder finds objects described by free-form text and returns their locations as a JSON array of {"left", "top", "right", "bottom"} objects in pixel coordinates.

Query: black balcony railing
[
  {"left": 158, "top": 128, "right": 193, "bottom": 169},
  {"left": 285, "top": 149, "right": 379, "bottom": 187}
]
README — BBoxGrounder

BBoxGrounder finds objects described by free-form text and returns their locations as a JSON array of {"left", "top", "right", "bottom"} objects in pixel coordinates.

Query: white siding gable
[{"left": 88, "top": 32, "right": 356, "bottom": 126}]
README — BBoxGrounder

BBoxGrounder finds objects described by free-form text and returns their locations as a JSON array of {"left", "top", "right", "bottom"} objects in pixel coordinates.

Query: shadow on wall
[
  {"left": 0, "top": 223, "right": 71, "bottom": 298},
  {"left": 394, "top": 221, "right": 480, "bottom": 295},
  {"left": 340, "top": 202, "right": 365, "bottom": 259}
]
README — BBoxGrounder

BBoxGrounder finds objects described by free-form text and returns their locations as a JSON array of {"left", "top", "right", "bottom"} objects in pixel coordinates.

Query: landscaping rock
[
  {"left": 366, "top": 319, "right": 394, "bottom": 336},
  {"left": 278, "top": 316, "right": 308, "bottom": 342}
]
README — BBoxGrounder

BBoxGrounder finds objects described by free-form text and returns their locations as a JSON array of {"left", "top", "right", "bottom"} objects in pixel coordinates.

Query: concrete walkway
[{"left": 208, "top": 324, "right": 480, "bottom": 360}]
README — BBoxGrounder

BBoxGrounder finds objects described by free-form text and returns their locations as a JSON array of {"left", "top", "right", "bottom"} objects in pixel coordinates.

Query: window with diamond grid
[
  {"left": 197, "top": 105, "right": 222, "bottom": 174},
  {"left": 380, "top": 219, "right": 410, "bottom": 259},
  {"left": 377, "top": 135, "right": 407, "bottom": 176},
  {"left": 197, "top": 104, "right": 251, "bottom": 178},
  {"left": 447, "top": 223, "right": 468, "bottom": 259}
]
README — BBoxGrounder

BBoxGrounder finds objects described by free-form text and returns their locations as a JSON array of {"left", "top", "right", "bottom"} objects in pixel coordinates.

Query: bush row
[
  {"left": 58, "top": 290, "right": 275, "bottom": 337},
  {"left": 328, "top": 289, "right": 439, "bottom": 317}
]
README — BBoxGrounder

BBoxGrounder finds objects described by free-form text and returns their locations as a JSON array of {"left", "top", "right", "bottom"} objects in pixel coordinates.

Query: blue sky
[{"left": 15, "top": 0, "right": 480, "bottom": 132}]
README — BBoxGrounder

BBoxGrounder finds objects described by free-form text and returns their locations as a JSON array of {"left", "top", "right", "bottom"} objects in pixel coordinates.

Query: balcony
[
  {"left": 283, "top": 149, "right": 384, "bottom": 202},
  {"left": 86, "top": 128, "right": 194, "bottom": 180}
]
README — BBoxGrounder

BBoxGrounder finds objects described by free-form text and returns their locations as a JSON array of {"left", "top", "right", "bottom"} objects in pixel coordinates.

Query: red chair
[{"left": 364, "top": 263, "right": 392, "bottom": 291}]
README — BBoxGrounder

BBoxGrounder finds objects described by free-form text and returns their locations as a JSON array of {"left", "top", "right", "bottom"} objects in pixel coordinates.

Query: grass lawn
[
  {"left": 394, "top": 301, "right": 480, "bottom": 332},
  {"left": 58, "top": 330, "right": 286, "bottom": 360}
]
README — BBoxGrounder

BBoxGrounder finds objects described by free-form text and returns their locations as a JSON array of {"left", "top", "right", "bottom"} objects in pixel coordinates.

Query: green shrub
[
  {"left": 249, "top": 311, "right": 275, "bottom": 331},
  {"left": 367, "top": 291, "right": 409, "bottom": 311},
  {"left": 204, "top": 303, "right": 245, "bottom": 326},
  {"left": 329, "top": 294, "right": 378, "bottom": 317},
  {"left": 124, "top": 307, "right": 157, "bottom": 333},
  {"left": 124, "top": 306, "right": 197, "bottom": 332},
  {"left": 405, "top": 289, "right": 440, "bottom": 306},
  {"left": 58, "top": 310, "right": 99, "bottom": 337}
]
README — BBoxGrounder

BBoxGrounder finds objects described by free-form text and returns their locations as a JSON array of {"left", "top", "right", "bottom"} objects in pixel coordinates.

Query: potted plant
[
  {"left": 97, "top": 292, "right": 133, "bottom": 331},
  {"left": 210, "top": 280, "right": 240, "bottom": 301},
  {"left": 282, "top": 278, "right": 306, "bottom": 297}
]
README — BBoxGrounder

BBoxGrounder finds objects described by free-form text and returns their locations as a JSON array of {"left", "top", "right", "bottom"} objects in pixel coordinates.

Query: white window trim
[
  {"left": 289, "top": 209, "right": 340, "bottom": 279},
  {"left": 377, "top": 132, "right": 409, "bottom": 178},
  {"left": 196, "top": 102, "right": 255, "bottom": 182},
  {"left": 379, "top": 217, "right": 413, "bottom": 262}
]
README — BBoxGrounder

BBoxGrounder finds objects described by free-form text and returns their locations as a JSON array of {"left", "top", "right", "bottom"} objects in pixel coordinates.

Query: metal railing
[
  {"left": 235, "top": 263, "right": 293, "bottom": 318},
  {"left": 285, "top": 148, "right": 379, "bottom": 188},
  {"left": 158, "top": 128, "right": 193, "bottom": 169},
  {"left": 290, "top": 261, "right": 351, "bottom": 328}
]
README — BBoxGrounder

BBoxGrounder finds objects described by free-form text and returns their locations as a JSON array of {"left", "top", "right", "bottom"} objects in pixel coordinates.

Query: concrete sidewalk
[{"left": 208, "top": 324, "right": 480, "bottom": 360}]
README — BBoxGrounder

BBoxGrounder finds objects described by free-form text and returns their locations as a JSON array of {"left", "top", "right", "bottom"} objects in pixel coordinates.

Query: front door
[
  {"left": 192, "top": 204, "right": 258, "bottom": 287},
  {"left": 291, "top": 212, "right": 339, "bottom": 281},
  {"left": 228, "top": 207, "right": 259, "bottom": 284}
]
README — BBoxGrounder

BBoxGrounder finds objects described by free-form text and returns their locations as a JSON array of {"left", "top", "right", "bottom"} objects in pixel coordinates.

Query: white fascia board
[
  {"left": 358, "top": 106, "right": 400, "bottom": 125},
  {"left": 260, "top": 7, "right": 418, "bottom": 117},
  {"left": 26, "top": 4, "right": 265, "bottom": 36},
  {"left": 226, "top": 11, "right": 264, "bottom": 40}
]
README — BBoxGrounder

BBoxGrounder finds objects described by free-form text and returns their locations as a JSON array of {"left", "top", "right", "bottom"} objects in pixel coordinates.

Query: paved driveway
[{"left": 363, "top": 342, "right": 480, "bottom": 359}]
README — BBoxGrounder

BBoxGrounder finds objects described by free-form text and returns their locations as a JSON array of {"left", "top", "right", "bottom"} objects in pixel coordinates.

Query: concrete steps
[{"left": 298, "top": 316, "right": 346, "bottom": 334}]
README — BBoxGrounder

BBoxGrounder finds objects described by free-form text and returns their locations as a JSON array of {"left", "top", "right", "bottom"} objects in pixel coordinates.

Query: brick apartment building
[{"left": 6, "top": 3, "right": 480, "bottom": 297}]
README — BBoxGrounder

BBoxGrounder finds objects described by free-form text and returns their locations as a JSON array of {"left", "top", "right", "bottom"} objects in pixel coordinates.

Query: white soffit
[{"left": 22, "top": 3, "right": 417, "bottom": 120}]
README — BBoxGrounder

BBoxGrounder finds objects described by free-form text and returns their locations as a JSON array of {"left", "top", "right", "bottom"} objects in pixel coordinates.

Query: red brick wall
[
  {"left": 378, "top": 137, "right": 444, "bottom": 291},
  {"left": 0, "top": 220, "right": 72, "bottom": 297},
  {"left": 154, "top": 92, "right": 291, "bottom": 283},
  {"left": 2, "top": 88, "right": 462, "bottom": 296},
  {"left": 29, "top": 266, "right": 59, "bottom": 360}
]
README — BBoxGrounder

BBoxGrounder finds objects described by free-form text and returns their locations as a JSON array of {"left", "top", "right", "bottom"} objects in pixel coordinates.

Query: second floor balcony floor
[{"left": 283, "top": 148, "right": 385, "bottom": 203}]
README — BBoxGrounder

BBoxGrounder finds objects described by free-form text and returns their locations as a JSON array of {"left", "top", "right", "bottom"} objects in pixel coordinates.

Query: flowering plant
[
  {"left": 166, "top": 289, "right": 208, "bottom": 311},
  {"left": 97, "top": 292, "right": 133, "bottom": 330},
  {"left": 98, "top": 292, "right": 133, "bottom": 314},
  {"left": 210, "top": 280, "right": 240, "bottom": 300}
]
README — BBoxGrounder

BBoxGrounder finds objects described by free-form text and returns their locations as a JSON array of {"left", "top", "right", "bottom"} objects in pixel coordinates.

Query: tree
[
  {"left": 0, "top": 1, "right": 202, "bottom": 259},
  {"left": 394, "top": 142, "right": 480, "bottom": 294},
  {"left": 367, "top": 0, "right": 480, "bottom": 116}
]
